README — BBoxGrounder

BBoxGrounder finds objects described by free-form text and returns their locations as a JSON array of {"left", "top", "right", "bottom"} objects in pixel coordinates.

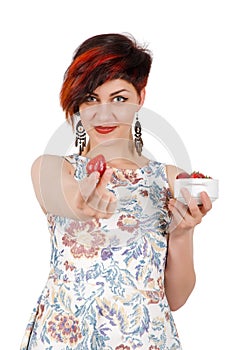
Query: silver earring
[
  {"left": 75, "top": 113, "right": 86, "bottom": 155},
  {"left": 134, "top": 113, "right": 143, "bottom": 156}
]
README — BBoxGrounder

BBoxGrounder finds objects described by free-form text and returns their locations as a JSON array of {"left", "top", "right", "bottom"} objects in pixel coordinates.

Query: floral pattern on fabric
[
  {"left": 20, "top": 155, "right": 182, "bottom": 350},
  {"left": 47, "top": 313, "right": 82, "bottom": 345}
]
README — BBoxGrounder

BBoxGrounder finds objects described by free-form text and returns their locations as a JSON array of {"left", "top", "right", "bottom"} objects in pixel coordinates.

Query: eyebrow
[
  {"left": 89, "top": 89, "right": 130, "bottom": 97},
  {"left": 110, "top": 89, "right": 130, "bottom": 96}
]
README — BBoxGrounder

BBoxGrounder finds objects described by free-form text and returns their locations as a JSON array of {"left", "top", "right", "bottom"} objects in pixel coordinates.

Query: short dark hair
[{"left": 60, "top": 33, "right": 152, "bottom": 124}]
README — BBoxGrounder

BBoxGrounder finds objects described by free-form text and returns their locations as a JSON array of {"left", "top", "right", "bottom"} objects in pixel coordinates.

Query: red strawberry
[
  {"left": 176, "top": 172, "right": 191, "bottom": 179},
  {"left": 86, "top": 154, "right": 106, "bottom": 177},
  {"left": 190, "top": 171, "right": 206, "bottom": 178}
]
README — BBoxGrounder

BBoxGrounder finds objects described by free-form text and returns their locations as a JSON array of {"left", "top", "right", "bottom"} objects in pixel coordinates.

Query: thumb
[{"left": 97, "top": 168, "right": 113, "bottom": 189}]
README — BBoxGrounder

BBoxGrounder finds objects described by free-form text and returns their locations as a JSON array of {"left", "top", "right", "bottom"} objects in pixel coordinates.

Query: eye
[
  {"left": 85, "top": 95, "right": 97, "bottom": 102},
  {"left": 113, "top": 96, "right": 128, "bottom": 103}
]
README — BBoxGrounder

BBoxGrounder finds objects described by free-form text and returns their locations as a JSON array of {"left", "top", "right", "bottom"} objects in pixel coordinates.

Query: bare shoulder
[{"left": 165, "top": 164, "right": 185, "bottom": 197}]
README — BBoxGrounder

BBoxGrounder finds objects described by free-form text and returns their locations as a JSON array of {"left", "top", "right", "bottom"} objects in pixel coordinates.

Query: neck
[{"left": 83, "top": 139, "right": 149, "bottom": 169}]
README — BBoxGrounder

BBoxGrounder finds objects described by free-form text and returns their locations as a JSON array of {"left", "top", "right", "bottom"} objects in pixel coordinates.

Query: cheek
[
  {"left": 111, "top": 103, "right": 137, "bottom": 123},
  {"left": 119, "top": 102, "right": 138, "bottom": 114},
  {"left": 79, "top": 105, "right": 96, "bottom": 131},
  {"left": 79, "top": 102, "right": 138, "bottom": 130},
  {"left": 123, "top": 126, "right": 133, "bottom": 138}
]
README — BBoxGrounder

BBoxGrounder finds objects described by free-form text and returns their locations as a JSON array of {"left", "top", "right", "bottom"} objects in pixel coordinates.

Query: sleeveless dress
[{"left": 20, "top": 154, "right": 182, "bottom": 350}]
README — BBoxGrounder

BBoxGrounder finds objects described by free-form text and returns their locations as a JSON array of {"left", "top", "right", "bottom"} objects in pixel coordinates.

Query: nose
[{"left": 95, "top": 103, "right": 115, "bottom": 124}]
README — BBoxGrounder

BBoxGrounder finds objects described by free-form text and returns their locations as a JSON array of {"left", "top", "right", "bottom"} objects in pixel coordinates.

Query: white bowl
[{"left": 174, "top": 178, "right": 219, "bottom": 205}]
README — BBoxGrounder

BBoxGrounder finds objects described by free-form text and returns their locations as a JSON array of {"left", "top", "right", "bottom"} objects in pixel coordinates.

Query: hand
[
  {"left": 168, "top": 188, "right": 212, "bottom": 236},
  {"left": 75, "top": 168, "right": 117, "bottom": 221}
]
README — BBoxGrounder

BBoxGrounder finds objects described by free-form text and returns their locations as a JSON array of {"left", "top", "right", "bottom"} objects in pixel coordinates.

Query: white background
[{"left": 1, "top": 1, "right": 232, "bottom": 349}]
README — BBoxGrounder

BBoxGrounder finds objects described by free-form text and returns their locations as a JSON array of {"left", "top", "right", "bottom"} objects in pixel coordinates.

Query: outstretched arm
[{"left": 31, "top": 154, "right": 116, "bottom": 221}]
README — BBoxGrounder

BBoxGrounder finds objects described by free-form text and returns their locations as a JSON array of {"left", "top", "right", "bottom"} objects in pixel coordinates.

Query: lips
[{"left": 94, "top": 126, "right": 117, "bottom": 134}]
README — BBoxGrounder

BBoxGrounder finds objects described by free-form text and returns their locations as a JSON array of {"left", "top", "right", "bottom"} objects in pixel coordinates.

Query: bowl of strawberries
[{"left": 174, "top": 171, "right": 219, "bottom": 205}]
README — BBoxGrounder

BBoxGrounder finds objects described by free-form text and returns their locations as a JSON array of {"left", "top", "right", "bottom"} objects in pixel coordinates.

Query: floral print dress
[{"left": 20, "top": 154, "right": 182, "bottom": 350}]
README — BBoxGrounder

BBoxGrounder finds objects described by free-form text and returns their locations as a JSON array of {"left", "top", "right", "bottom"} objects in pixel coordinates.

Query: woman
[{"left": 20, "top": 33, "right": 212, "bottom": 349}]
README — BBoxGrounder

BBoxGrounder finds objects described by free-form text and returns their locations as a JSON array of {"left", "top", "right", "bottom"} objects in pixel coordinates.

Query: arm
[
  {"left": 31, "top": 154, "right": 116, "bottom": 221},
  {"left": 165, "top": 165, "right": 212, "bottom": 311}
]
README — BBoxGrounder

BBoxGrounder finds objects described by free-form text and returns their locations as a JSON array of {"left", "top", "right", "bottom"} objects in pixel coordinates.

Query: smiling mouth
[{"left": 94, "top": 126, "right": 117, "bottom": 134}]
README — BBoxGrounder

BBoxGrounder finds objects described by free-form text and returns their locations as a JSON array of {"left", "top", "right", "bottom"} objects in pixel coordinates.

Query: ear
[{"left": 138, "top": 88, "right": 146, "bottom": 109}]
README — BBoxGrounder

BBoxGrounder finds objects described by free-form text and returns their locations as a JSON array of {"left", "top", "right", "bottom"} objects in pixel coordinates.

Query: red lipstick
[{"left": 94, "top": 126, "right": 117, "bottom": 134}]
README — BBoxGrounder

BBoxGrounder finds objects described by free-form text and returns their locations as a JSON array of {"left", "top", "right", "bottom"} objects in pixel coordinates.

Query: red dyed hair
[{"left": 60, "top": 33, "right": 152, "bottom": 125}]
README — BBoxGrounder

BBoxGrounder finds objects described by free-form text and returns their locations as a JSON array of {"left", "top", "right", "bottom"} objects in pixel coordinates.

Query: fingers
[
  {"left": 180, "top": 188, "right": 201, "bottom": 218},
  {"left": 79, "top": 171, "right": 100, "bottom": 201},
  {"left": 91, "top": 169, "right": 116, "bottom": 217},
  {"left": 97, "top": 168, "right": 114, "bottom": 191},
  {"left": 180, "top": 188, "right": 212, "bottom": 218},
  {"left": 168, "top": 199, "right": 190, "bottom": 230},
  {"left": 168, "top": 188, "right": 212, "bottom": 232},
  {"left": 107, "top": 194, "right": 118, "bottom": 215},
  {"left": 80, "top": 168, "right": 113, "bottom": 200},
  {"left": 77, "top": 168, "right": 117, "bottom": 219},
  {"left": 199, "top": 191, "right": 212, "bottom": 215},
  {"left": 93, "top": 193, "right": 117, "bottom": 219}
]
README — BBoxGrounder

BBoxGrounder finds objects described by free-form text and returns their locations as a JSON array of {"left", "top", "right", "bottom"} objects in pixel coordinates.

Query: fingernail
[
  {"left": 91, "top": 171, "right": 100, "bottom": 180},
  {"left": 105, "top": 169, "right": 113, "bottom": 177}
]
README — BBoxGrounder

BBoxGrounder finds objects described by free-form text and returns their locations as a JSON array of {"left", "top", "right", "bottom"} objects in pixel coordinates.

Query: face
[{"left": 79, "top": 79, "right": 145, "bottom": 151}]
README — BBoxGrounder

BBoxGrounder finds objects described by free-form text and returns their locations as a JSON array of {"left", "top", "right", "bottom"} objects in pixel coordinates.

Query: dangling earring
[
  {"left": 75, "top": 113, "right": 86, "bottom": 155},
  {"left": 134, "top": 113, "right": 143, "bottom": 156}
]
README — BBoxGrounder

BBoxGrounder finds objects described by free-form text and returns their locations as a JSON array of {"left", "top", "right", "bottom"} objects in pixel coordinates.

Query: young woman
[{"left": 20, "top": 33, "right": 212, "bottom": 350}]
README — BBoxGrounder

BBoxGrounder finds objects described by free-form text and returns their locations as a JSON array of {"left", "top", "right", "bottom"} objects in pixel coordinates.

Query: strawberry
[
  {"left": 176, "top": 171, "right": 212, "bottom": 179},
  {"left": 190, "top": 171, "right": 206, "bottom": 178},
  {"left": 86, "top": 154, "right": 107, "bottom": 177},
  {"left": 176, "top": 172, "right": 191, "bottom": 179}
]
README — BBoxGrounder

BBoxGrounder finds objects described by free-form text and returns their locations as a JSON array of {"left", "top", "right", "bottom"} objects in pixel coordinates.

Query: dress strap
[
  {"left": 62, "top": 154, "right": 77, "bottom": 170},
  {"left": 62, "top": 154, "right": 89, "bottom": 180}
]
